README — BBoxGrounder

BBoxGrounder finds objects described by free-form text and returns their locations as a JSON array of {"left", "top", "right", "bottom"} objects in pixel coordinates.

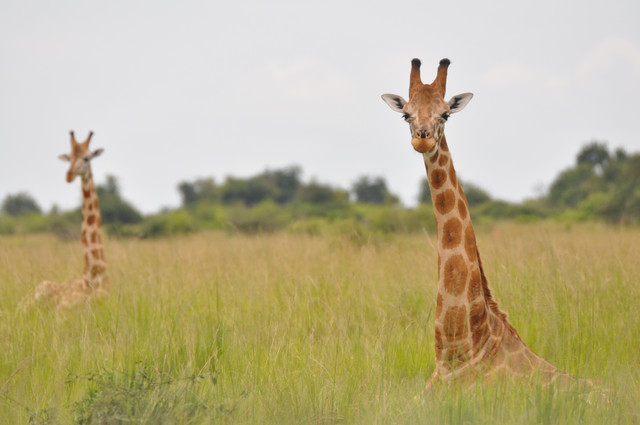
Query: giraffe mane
[{"left": 475, "top": 248, "right": 512, "bottom": 327}]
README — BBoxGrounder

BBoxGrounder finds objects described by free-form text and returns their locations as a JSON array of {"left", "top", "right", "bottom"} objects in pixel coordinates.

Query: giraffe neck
[
  {"left": 80, "top": 169, "right": 109, "bottom": 291},
  {"left": 424, "top": 136, "right": 512, "bottom": 378}
]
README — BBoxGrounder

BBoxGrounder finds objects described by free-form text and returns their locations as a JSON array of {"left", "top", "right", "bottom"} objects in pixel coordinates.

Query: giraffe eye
[
  {"left": 441, "top": 113, "right": 450, "bottom": 121},
  {"left": 402, "top": 113, "right": 411, "bottom": 121}
]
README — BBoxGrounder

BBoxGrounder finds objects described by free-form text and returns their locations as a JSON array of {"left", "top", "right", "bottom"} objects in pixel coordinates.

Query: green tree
[
  {"left": 547, "top": 164, "right": 600, "bottom": 208},
  {"left": 352, "top": 176, "right": 399, "bottom": 205},
  {"left": 598, "top": 154, "right": 640, "bottom": 222},
  {"left": 263, "top": 166, "right": 302, "bottom": 204},
  {"left": 220, "top": 176, "right": 278, "bottom": 206},
  {"left": 177, "top": 182, "right": 198, "bottom": 206},
  {"left": 462, "top": 181, "right": 491, "bottom": 207},
  {"left": 296, "top": 181, "right": 345, "bottom": 204},
  {"left": 96, "top": 175, "right": 143, "bottom": 224},
  {"left": 544, "top": 142, "right": 640, "bottom": 222},
  {"left": 577, "top": 141, "right": 610, "bottom": 172},
  {"left": 178, "top": 178, "right": 218, "bottom": 207},
  {"left": 1, "top": 192, "right": 41, "bottom": 216}
]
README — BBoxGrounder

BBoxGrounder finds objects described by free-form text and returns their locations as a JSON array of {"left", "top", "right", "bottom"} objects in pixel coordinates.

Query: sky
[{"left": 1, "top": 0, "right": 639, "bottom": 214}]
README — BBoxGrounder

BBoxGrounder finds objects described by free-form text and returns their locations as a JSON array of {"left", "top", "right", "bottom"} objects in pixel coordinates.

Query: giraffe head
[
  {"left": 59, "top": 131, "right": 104, "bottom": 183},
  {"left": 381, "top": 58, "right": 473, "bottom": 154}
]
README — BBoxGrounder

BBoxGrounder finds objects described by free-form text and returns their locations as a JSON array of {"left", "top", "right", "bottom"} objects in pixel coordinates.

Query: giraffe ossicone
[
  {"left": 30, "top": 131, "right": 109, "bottom": 310},
  {"left": 381, "top": 58, "right": 593, "bottom": 392}
]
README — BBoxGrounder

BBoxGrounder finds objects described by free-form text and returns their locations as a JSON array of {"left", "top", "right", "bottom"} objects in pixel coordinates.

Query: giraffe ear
[
  {"left": 381, "top": 94, "right": 407, "bottom": 113},
  {"left": 89, "top": 148, "right": 104, "bottom": 160},
  {"left": 59, "top": 154, "right": 71, "bottom": 162},
  {"left": 447, "top": 93, "right": 473, "bottom": 114}
]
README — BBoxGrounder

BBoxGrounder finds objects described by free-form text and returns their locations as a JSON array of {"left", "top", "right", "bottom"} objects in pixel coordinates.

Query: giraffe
[
  {"left": 33, "top": 131, "right": 109, "bottom": 310},
  {"left": 381, "top": 58, "right": 580, "bottom": 390}
]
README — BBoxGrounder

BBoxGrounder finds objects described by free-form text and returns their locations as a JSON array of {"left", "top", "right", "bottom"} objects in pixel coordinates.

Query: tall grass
[{"left": 0, "top": 222, "right": 638, "bottom": 424}]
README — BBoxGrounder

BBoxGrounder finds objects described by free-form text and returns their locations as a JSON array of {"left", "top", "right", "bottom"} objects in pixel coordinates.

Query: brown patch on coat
[
  {"left": 449, "top": 164, "right": 458, "bottom": 187},
  {"left": 469, "top": 300, "right": 487, "bottom": 333},
  {"left": 442, "top": 218, "right": 463, "bottom": 249},
  {"left": 443, "top": 305, "right": 468, "bottom": 340},
  {"left": 472, "top": 321, "right": 489, "bottom": 354},
  {"left": 436, "top": 293, "right": 443, "bottom": 317},
  {"left": 434, "top": 189, "right": 456, "bottom": 215},
  {"left": 467, "top": 268, "right": 482, "bottom": 303},
  {"left": 438, "top": 154, "right": 449, "bottom": 167},
  {"left": 440, "top": 138, "right": 449, "bottom": 152},
  {"left": 87, "top": 214, "right": 95, "bottom": 225},
  {"left": 91, "top": 248, "right": 102, "bottom": 260},
  {"left": 458, "top": 199, "right": 467, "bottom": 219},
  {"left": 443, "top": 254, "right": 467, "bottom": 296},
  {"left": 431, "top": 168, "right": 447, "bottom": 190},
  {"left": 90, "top": 264, "right": 105, "bottom": 277},
  {"left": 435, "top": 327, "right": 443, "bottom": 358},
  {"left": 430, "top": 151, "right": 440, "bottom": 163},
  {"left": 464, "top": 226, "right": 477, "bottom": 263}
]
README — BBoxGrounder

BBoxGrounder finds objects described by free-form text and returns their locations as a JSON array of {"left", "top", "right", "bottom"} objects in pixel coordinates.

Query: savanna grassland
[{"left": 1, "top": 222, "right": 639, "bottom": 424}]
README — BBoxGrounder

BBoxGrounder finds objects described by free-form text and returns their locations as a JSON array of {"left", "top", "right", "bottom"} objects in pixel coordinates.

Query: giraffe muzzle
[
  {"left": 411, "top": 136, "right": 436, "bottom": 153},
  {"left": 416, "top": 129, "right": 431, "bottom": 139}
]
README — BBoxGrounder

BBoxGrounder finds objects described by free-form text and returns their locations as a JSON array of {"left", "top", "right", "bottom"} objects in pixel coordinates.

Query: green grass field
[{"left": 1, "top": 222, "right": 639, "bottom": 424}]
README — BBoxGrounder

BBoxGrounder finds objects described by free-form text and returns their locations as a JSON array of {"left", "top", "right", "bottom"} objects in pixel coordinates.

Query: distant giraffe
[
  {"left": 33, "top": 131, "right": 109, "bottom": 310},
  {"left": 381, "top": 59, "right": 588, "bottom": 390}
]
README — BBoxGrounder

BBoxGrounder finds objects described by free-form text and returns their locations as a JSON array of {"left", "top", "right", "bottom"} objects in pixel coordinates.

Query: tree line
[{"left": 2, "top": 141, "right": 639, "bottom": 237}]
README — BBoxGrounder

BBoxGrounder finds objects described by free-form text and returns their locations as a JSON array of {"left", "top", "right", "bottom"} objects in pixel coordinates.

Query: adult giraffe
[
  {"left": 381, "top": 58, "right": 571, "bottom": 390},
  {"left": 33, "top": 131, "right": 109, "bottom": 310}
]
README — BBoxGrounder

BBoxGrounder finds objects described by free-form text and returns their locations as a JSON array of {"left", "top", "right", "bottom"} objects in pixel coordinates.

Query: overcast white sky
[{"left": 1, "top": 0, "right": 639, "bottom": 213}]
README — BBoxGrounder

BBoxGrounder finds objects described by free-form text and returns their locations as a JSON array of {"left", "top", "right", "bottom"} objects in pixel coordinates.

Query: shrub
[
  {"left": 140, "top": 210, "right": 196, "bottom": 237},
  {"left": 1, "top": 192, "right": 41, "bottom": 216},
  {"left": 0, "top": 215, "right": 16, "bottom": 235},
  {"left": 288, "top": 217, "right": 328, "bottom": 236},
  {"left": 225, "top": 201, "right": 291, "bottom": 233},
  {"left": 69, "top": 364, "right": 225, "bottom": 424},
  {"left": 48, "top": 209, "right": 82, "bottom": 240},
  {"left": 190, "top": 203, "right": 225, "bottom": 230}
]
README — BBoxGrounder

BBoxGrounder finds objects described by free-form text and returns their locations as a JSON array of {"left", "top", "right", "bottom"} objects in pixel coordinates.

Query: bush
[
  {"left": 18, "top": 212, "right": 49, "bottom": 233},
  {"left": 190, "top": 203, "right": 225, "bottom": 230},
  {"left": 404, "top": 204, "right": 438, "bottom": 234},
  {"left": 0, "top": 215, "right": 16, "bottom": 235},
  {"left": 1, "top": 192, "right": 41, "bottom": 216},
  {"left": 352, "top": 176, "right": 399, "bottom": 205},
  {"left": 69, "top": 364, "right": 224, "bottom": 424},
  {"left": 288, "top": 217, "right": 329, "bottom": 236},
  {"left": 357, "top": 205, "right": 413, "bottom": 234},
  {"left": 471, "top": 200, "right": 522, "bottom": 219},
  {"left": 97, "top": 176, "right": 143, "bottom": 224},
  {"left": 225, "top": 201, "right": 291, "bottom": 233},
  {"left": 140, "top": 210, "right": 196, "bottom": 237},
  {"left": 327, "top": 217, "right": 368, "bottom": 244},
  {"left": 48, "top": 209, "right": 82, "bottom": 240}
]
